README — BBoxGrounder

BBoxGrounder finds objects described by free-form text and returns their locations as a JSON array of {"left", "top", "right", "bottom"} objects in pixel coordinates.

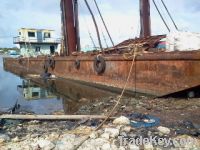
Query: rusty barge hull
[{"left": 3, "top": 50, "right": 200, "bottom": 96}]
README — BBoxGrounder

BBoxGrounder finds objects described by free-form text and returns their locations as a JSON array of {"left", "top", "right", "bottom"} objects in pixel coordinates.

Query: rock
[
  {"left": 144, "top": 143, "right": 154, "bottom": 150},
  {"left": 113, "top": 116, "right": 130, "bottom": 125},
  {"left": 55, "top": 141, "right": 74, "bottom": 150},
  {"left": 105, "top": 128, "right": 120, "bottom": 138},
  {"left": 28, "top": 120, "right": 40, "bottom": 125},
  {"left": 157, "top": 126, "right": 170, "bottom": 135},
  {"left": 79, "top": 138, "right": 109, "bottom": 150},
  {"left": 129, "top": 144, "right": 140, "bottom": 150},
  {"left": 120, "top": 132, "right": 127, "bottom": 137},
  {"left": 0, "top": 134, "right": 10, "bottom": 144},
  {"left": 61, "top": 134, "right": 76, "bottom": 141},
  {"left": 33, "top": 139, "right": 55, "bottom": 150},
  {"left": 111, "top": 144, "right": 118, "bottom": 150},
  {"left": 55, "top": 134, "right": 76, "bottom": 150},
  {"left": 118, "top": 147, "right": 126, "bottom": 150},
  {"left": 102, "top": 143, "right": 111, "bottom": 150},
  {"left": 100, "top": 133, "right": 110, "bottom": 140},
  {"left": 12, "top": 136, "right": 20, "bottom": 142},
  {"left": 120, "top": 126, "right": 131, "bottom": 133},
  {"left": 48, "top": 132, "right": 60, "bottom": 140},
  {"left": 90, "top": 132, "right": 98, "bottom": 139},
  {"left": 94, "top": 138, "right": 110, "bottom": 147},
  {"left": 31, "top": 133, "right": 41, "bottom": 138},
  {"left": 173, "top": 135, "right": 200, "bottom": 149}
]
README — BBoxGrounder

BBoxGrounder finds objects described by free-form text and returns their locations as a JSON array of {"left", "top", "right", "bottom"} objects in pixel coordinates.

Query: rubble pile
[{"left": 0, "top": 116, "right": 200, "bottom": 150}]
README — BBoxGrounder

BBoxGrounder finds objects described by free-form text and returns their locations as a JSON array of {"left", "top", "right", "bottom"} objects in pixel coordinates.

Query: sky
[{"left": 0, "top": 0, "right": 200, "bottom": 49}]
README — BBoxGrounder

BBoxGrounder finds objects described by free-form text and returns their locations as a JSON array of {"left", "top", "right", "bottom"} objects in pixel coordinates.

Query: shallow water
[{"left": 0, "top": 55, "right": 116, "bottom": 114}]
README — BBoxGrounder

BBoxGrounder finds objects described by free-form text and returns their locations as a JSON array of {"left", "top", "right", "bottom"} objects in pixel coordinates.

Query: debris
[
  {"left": 12, "top": 136, "right": 20, "bottom": 143},
  {"left": 0, "top": 134, "right": 10, "bottom": 144},
  {"left": 104, "top": 128, "right": 119, "bottom": 138},
  {"left": 89, "top": 132, "right": 98, "bottom": 139},
  {"left": 129, "top": 144, "right": 140, "bottom": 150},
  {"left": 100, "top": 133, "right": 110, "bottom": 140},
  {"left": 113, "top": 116, "right": 130, "bottom": 125},
  {"left": 157, "top": 126, "right": 170, "bottom": 135},
  {"left": 144, "top": 143, "right": 154, "bottom": 150},
  {"left": 128, "top": 113, "right": 160, "bottom": 128},
  {"left": 33, "top": 139, "right": 55, "bottom": 150},
  {"left": 120, "top": 126, "right": 131, "bottom": 133}
]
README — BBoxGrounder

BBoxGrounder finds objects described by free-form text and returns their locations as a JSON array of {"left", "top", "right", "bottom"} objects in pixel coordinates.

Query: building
[
  {"left": 13, "top": 28, "right": 60, "bottom": 57},
  {"left": 17, "top": 80, "right": 56, "bottom": 100}
]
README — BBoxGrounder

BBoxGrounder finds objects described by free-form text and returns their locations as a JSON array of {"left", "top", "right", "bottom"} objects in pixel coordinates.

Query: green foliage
[{"left": 0, "top": 47, "right": 20, "bottom": 53}]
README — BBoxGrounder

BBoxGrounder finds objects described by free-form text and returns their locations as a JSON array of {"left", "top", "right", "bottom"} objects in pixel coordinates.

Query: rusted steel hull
[{"left": 3, "top": 51, "right": 200, "bottom": 96}]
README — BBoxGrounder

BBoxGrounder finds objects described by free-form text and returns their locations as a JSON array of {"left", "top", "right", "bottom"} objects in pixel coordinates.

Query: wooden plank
[{"left": 0, "top": 114, "right": 116, "bottom": 120}]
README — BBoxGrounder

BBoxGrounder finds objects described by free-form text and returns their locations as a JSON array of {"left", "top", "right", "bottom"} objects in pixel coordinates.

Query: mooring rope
[{"left": 74, "top": 44, "right": 144, "bottom": 150}]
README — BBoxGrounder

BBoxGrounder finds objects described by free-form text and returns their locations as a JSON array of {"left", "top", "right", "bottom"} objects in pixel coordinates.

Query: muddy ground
[{"left": 0, "top": 95, "right": 200, "bottom": 150}]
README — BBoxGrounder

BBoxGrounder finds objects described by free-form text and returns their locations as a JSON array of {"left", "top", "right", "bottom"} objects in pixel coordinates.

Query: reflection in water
[
  {"left": 22, "top": 78, "right": 117, "bottom": 115},
  {"left": 1, "top": 55, "right": 118, "bottom": 115},
  {"left": 17, "top": 80, "right": 56, "bottom": 100}
]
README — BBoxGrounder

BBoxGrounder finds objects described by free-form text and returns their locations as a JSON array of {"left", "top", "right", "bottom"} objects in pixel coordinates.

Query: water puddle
[{"left": 0, "top": 55, "right": 117, "bottom": 115}]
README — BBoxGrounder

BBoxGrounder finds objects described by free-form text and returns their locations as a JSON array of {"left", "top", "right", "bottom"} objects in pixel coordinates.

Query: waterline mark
[{"left": 118, "top": 135, "right": 197, "bottom": 148}]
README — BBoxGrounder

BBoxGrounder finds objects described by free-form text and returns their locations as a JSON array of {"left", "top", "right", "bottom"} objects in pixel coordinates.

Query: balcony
[{"left": 13, "top": 36, "right": 61, "bottom": 44}]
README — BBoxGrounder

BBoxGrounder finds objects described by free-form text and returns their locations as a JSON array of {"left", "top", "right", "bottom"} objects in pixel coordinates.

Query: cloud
[
  {"left": 0, "top": 0, "right": 61, "bottom": 48},
  {"left": 0, "top": 0, "right": 200, "bottom": 49}
]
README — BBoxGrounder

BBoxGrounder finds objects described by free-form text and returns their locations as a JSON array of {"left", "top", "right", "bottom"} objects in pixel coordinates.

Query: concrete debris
[
  {"left": 113, "top": 116, "right": 130, "bottom": 125},
  {"left": 33, "top": 139, "right": 55, "bottom": 150},
  {"left": 0, "top": 134, "right": 10, "bottom": 144},
  {"left": 0, "top": 120, "right": 199, "bottom": 150},
  {"left": 157, "top": 126, "right": 170, "bottom": 135},
  {"left": 104, "top": 128, "right": 120, "bottom": 138}
]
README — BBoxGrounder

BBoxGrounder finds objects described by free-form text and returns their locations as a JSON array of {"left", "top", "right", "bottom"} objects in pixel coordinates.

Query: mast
[
  {"left": 74, "top": 0, "right": 81, "bottom": 52},
  {"left": 61, "top": 0, "right": 77, "bottom": 56},
  {"left": 140, "top": 0, "right": 151, "bottom": 38}
]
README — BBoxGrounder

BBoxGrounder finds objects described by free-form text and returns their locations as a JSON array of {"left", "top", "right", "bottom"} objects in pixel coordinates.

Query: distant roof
[{"left": 19, "top": 28, "right": 54, "bottom": 31}]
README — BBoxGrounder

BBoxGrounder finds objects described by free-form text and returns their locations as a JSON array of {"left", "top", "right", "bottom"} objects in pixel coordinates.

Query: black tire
[
  {"left": 93, "top": 56, "right": 106, "bottom": 74},
  {"left": 50, "top": 59, "right": 56, "bottom": 70},
  {"left": 18, "top": 58, "right": 22, "bottom": 64},
  {"left": 43, "top": 61, "right": 49, "bottom": 73},
  {"left": 74, "top": 59, "right": 80, "bottom": 69}
]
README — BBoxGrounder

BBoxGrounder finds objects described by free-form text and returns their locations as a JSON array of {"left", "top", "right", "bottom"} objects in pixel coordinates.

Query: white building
[
  {"left": 14, "top": 28, "right": 60, "bottom": 57},
  {"left": 17, "top": 80, "right": 56, "bottom": 100}
]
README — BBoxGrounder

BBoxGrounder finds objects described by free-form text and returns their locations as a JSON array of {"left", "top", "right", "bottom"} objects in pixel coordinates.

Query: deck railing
[{"left": 13, "top": 36, "right": 61, "bottom": 44}]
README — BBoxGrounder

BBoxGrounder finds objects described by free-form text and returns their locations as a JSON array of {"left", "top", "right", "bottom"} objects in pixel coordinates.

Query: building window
[
  {"left": 19, "top": 32, "right": 21, "bottom": 35},
  {"left": 50, "top": 45, "right": 55, "bottom": 54},
  {"left": 32, "top": 92, "right": 39, "bottom": 97},
  {"left": 28, "top": 32, "right": 35, "bottom": 37},
  {"left": 44, "top": 32, "right": 51, "bottom": 38},
  {"left": 35, "top": 47, "right": 40, "bottom": 52}
]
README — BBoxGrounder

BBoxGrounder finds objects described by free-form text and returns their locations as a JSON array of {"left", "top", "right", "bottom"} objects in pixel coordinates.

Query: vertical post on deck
[
  {"left": 74, "top": 0, "right": 81, "bottom": 52},
  {"left": 61, "top": 0, "right": 77, "bottom": 56},
  {"left": 140, "top": 0, "right": 151, "bottom": 38}
]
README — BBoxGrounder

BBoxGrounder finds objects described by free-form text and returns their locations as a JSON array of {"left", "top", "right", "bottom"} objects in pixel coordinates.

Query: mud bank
[{"left": 0, "top": 95, "right": 200, "bottom": 150}]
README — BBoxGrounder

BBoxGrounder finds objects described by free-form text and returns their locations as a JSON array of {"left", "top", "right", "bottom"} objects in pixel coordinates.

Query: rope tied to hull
[
  {"left": 123, "top": 43, "right": 145, "bottom": 60},
  {"left": 74, "top": 44, "right": 144, "bottom": 150}
]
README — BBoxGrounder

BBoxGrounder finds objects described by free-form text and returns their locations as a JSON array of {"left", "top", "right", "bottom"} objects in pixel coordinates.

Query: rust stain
[{"left": 3, "top": 50, "right": 200, "bottom": 96}]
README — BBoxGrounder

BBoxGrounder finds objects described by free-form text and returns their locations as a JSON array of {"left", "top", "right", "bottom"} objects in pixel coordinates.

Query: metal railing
[{"left": 13, "top": 36, "right": 61, "bottom": 44}]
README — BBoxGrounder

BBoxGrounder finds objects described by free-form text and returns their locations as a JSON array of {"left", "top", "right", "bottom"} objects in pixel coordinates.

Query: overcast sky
[{"left": 0, "top": 0, "right": 200, "bottom": 49}]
